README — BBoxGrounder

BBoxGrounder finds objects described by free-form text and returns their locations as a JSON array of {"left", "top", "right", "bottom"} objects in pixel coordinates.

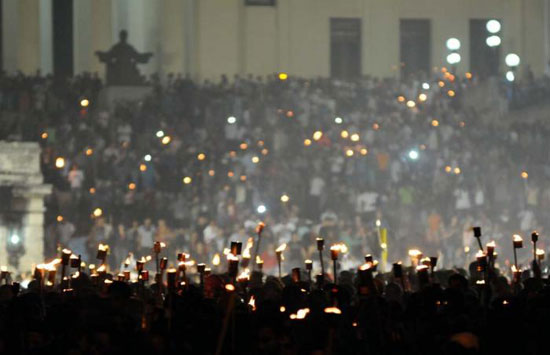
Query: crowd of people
[
  {"left": 0, "top": 67, "right": 549, "bottom": 272},
  {"left": 0, "top": 233, "right": 548, "bottom": 354}
]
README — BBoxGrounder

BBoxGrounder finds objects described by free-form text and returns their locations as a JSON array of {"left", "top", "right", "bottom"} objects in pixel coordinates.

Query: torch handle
[
  {"left": 333, "top": 260, "right": 338, "bottom": 284},
  {"left": 476, "top": 237, "right": 484, "bottom": 252},
  {"left": 319, "top": 250, "right": 325, "bottom": 276}
]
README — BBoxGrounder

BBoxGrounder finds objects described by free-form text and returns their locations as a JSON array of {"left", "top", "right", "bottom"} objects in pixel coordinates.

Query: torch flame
[
  {"left": 98, "top": 243, "right": 109, "bottom": 252},
  {"left": 256, "top": 222, "right": 266, "bottom": 234},
  {"left": 213, "top": 253, "right": 221, "bottom": 266},
  {"left": 475, "top": 250, "right": 485, "bottom": 258},
  {"left": 511, "top": 265, "right": 520, "bottom": 273},
  {"left": 292, "top": 308, "right": 310, "bottom": 320},
  {"left": 248, "top": 296, "right": 256, "bottom": 311},
  {"left": 276, "top": 243, "right": 287, "bottom": 253},
  {"left": 62, "top": 248, "right": 72, "bottom": 255},
  {"left": 223, "top": 248, "right": 230, "bottom": 256},
  {"left": 330, "top": 243, "right": 348, "bottom": 253},
  {"left": 513, "top": 234, "right": 523, "bottom": 242},
  {"left": 408, "top": 249, "right": 422, "bottom": 258},
  {"left": 359, "top": 263, "right": 371, "bottom": 271},
  {"left": 256, "top": 256, "right": 263, "bottom": 264},
  {"left": 536, "top": 249, "right": 545, "bottom": 256},
  {"left": 416, "top": 265, "right": 429, "bottom": 272},
  {"left": 324, "top": 307, "right": 342, "bottom": 314},
  {"left": 97, "top": 264, "right": 106, "bottom": 272},
  {"left": 243, "top": 238, "right": 254, "bottom": 258},
  {"left": 227, "top": 253, "right": 238, "bottom": 261},
  {"left": 487, "top": 241, "right": 496, "bottom": 248},
  {"left": 238, "top": 268, "right": 250, "bottom": 282},
  {"left": 225, "top": 284, "right": 235, "bottom": 292}
]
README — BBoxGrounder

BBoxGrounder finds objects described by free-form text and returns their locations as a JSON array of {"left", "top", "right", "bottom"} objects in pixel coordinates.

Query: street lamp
[
  {"left": 486, "top": 35, "right": 501, "bottom": 48},
  {"left": 446, "top": 53, "right": 461, "bottom": 65}
]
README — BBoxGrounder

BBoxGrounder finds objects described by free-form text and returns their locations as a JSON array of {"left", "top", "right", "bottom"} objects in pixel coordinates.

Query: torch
[
  {"left": 60, "top": 248, "right": 72, "bottom": 282},
  {"left": 97, "top": 243, "right": 109, "bottom": 266},
  {"left": 291, "top": 267, "right": 301, "bottom": 283},
  {"left": 512, "top": 234, "right": 523, "bottom": 271},
  {"left": 317, "top": 238, "right": 325, "bottom": 277},
  {"left": 252, "top": 222, "right": 266, "bottom": 271},
  {"left": 393, "top": 262, "right": 406, "bottom": 292},
  {"left": 531, "top": 232, "right": 540, "bottom": 278},
  {"left": 305, "top": 259, "right": 313, "bottom": 284},
  {"left": 330, "top": 244, "right": 341, "bottom": 284},
  {"left": 227, "top": 253, "right": 239, "bottom": 282},
  {"left": 197, "top": 263, "right": 206, "bottom": 290},
  {"left": 255, "top": 256, "right": 264, "bottom": 274},
  {"left": 473, "top": 227, "right": 483, "bottom": 252},
  {"left": 153, "top": 241, "right": 166, "bottom": 276},
  {"left": 275, "top": 243, "right": 287, "bottom": 279}
]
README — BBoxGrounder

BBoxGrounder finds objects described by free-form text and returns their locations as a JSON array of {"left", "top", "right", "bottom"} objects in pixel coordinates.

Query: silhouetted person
[{"left": 96, "top": 30, "right": 153, "bottom": 86}]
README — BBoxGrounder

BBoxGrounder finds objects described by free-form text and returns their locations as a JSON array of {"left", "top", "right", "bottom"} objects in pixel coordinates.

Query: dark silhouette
[{"left": 95, "top": 30, "right": 153, "bottom": 86}]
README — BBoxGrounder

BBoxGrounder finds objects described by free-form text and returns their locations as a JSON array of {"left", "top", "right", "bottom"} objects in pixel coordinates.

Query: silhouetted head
[{"left": 119, "top": 30, "right": 128, "bottom": 42}]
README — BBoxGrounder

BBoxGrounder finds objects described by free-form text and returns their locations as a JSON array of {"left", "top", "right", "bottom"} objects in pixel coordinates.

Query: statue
[{"left": 95, "top": 30, "right": 153, "bottom": 86}]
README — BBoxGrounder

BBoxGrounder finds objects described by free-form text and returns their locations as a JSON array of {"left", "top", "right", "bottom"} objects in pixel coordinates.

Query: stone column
[{"left": 160, "top": 0, "right": 186, "bottom": 76}]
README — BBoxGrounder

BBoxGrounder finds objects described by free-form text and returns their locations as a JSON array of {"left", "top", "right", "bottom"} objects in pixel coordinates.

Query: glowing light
[
  {"left": 360, "top": 148, "right": 368, "bottom": 155},
  {"left": 183, "top": 176, "right": 192, "bottom": 184},
  {"left": 227, "top": 171, "right": 234, "bottom": 178},
  {"left": 334, "top": 117, "right": 343, "bottom": 124},
  {"left": 350, "top": 133, "right": 360, "bottom": 142},
  {"left": 431, "top": 119, "right": 439, "bottom": 127},
  {"left": 212, "top": 253, "right": 221, "bottom": 266},
  {"left": 454, "top": 167, "right": 461, "bottom": 174},
  {"left": 286, "top": 111, "right": 294, "bottom": 118},
  {"left": 304, "top": 139, "right": 312, "bottom": 146},
  {"left": 505, "top": 53, "right": 520, "bottom": 67},
  {"left": 446, "top": 53, "right": 461, "bottom": 65},
  {"left": 89, "top": 187, "right": 96, "bottom": 194},
  {"left": 85, "top": 148, "right": 93, "bottom": 156},
  {"left": 128, "top": 182, "right": 136, "bottom": 190},
  {"left": 251, "top": 156, "right": 260, "bottom": 164},
  {"left": 261, "top": 148, "right": 269, "bottom": 155},
  {"left": 227, "top": 116, "right": 237, "bottom": 124},
  {"left": 225, "top": 284, "right": 235, "bottom": 292},
  {"left": 276, "top": 243, "right": 287, "bottom": 253},
  {"left": 55, "top": 157, "right": 65, "bottom": 169},
  {"left": 406, "top": 100, "right": 416, "bottom": 108},
  {"left": 340, "top": 130, "right": 349, "bottom": 139},
  {"left": 446, "top": 38, "right": 461, "bottom": 51},
  {"left": 156, "top": 130, "right": 165, "bottom": 138},
  {"left": 9, "top": 234, "right": 20, "bottom": 245},
  {"left": 144, "top": 154, "right": 152, "bottom": 162},
  {"left": 41, "top": 132, "right": 48, "bottom": 139},
  {"left": 240, "top": 175, "right": 247, "bottom": 182},
  {"left": 465, "top": 72, "right": 473, "bottom": 79},
  {"left": 312, "top": 131, "right": 323, "bottom": 141},
  {"left": 257, "top": 204, "right": 267, "bottom": 214},
  {"left": 445, "top": 166, "right": 452, "bottom": 173},
  {"left": 346, "top": 149, "right": 354, "bottom": 157},
  {"left": 408, "top": 150, "right": 419, "bottom": 160},
  {"left": 161, "top": 136, "right": 171, "bottom": 145},
  {"left": 278, "top": 72, "right": 288, "bottom": 80},
  {"left": 139, "top": 163, "right": 147, "bottom": 172},
  {"left": 93, "top": 208, "right": 103, "bottom": 217},
  {"left": 506, "top": 71, "right": 515, "bottom": 82},
  {"left": 208, "top": 169, "right": 215, "bottom": 176},
  {"left": 324, "top": 307, "right": 342, "bottom": 315},
  {"left": 422, "top": 82, "right": 430, "bottom": 90},
  {"left": 240, "top": 142, "right": 248, "bottom": 150},
  {"left": 486, "top": 19, "right": 501, "bottom": 34},
  {"left": 448, "top": 90, "right": 456, "bottom": 97},
  {"left": 397, "top": 96, "right": 406, "bottom": 103},
  {"left": 372, "top": 123, "right": 380, "bottom": 130},
  {"left": 438, "top": 81, "right": 445, "bottom": 88},
  {"left": 418, "top": 93, "right": 427, "bottom": 102},
  {"left": 197, "top": 153, "right": 206, "bottom": 161},
  {"left": 486, "top": 35, "right": 501, "bottom": 47},
  {"left": 57, "top": 215, "right": 64, "bottom": 222},
  {"left": 521, "top": 171, "right": 528, "bottom": 179},
  {"left": 80, "top": 98, "right": 90, "bottom": 107},
  {"left": 280, "top": 194, "right": 290, "bottom": 203}
]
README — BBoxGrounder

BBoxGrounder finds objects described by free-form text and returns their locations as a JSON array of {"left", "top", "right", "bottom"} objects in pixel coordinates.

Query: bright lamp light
[
  {"left": 446, "top": 53, "right": 461, "bottom": 65},
  {"left": 446, "top": 38, "right": 461, "bottom": 51},
  {"left": 505, "top": 53, "right": 520, "bottom": 67},
  {"left": 506, "top": 71, "right": 515, "bottom": 82},
  {"left": 486, "top": 20, "right": 501, "bottom": 34},
  {"left": 486, "top": 35, "right": 501, "bottom": 47}
]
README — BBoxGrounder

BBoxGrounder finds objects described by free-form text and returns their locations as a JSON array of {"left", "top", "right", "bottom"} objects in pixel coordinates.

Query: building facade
[{"left": 1, "top": 0, "right": 549, "bottom": 81}]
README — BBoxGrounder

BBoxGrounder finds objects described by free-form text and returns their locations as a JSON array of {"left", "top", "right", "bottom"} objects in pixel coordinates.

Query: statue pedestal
[
  {"left": 99, "top": 86, "right": 154, "bottom": 109},
  {"left": 0, "top": 142, "right": 51, "bottom": 273}
]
